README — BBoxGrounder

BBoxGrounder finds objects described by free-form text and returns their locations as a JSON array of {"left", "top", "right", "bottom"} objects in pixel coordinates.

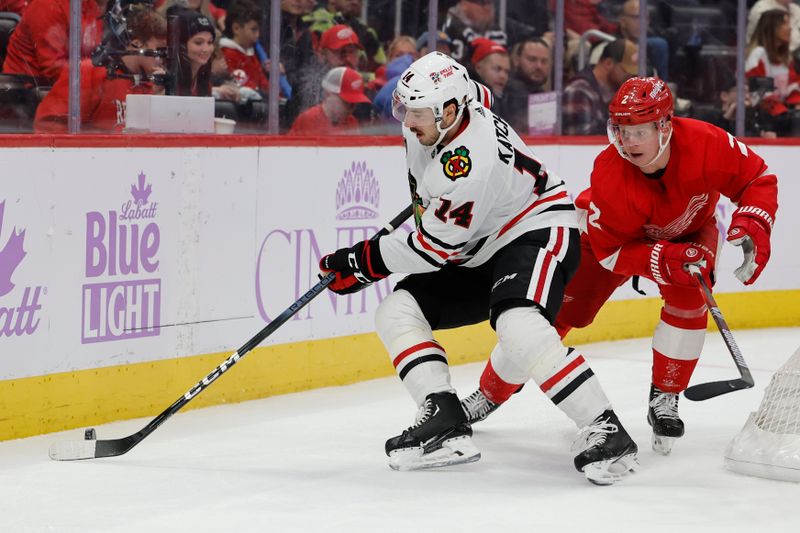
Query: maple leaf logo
[
  {"left": 131, "top": 171, "right": 152, "bottom": 206},
  {"left": 0, "top": 201, "right": 27, "bottom": 298}
]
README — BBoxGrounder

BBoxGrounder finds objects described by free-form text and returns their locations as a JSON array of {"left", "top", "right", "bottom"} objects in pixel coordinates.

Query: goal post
[{"left": 725, "top": 347, "right": 800, "bottom": 482}]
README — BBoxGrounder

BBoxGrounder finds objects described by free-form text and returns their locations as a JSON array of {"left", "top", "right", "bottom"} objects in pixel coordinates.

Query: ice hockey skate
[
  {"left": 572, "top": 410, "right": 639, "bottom": 485},
  {"left": 386, "top": 391, "right": 480, "bottom": 471},
  {"left": 460, "top": 389, "right": 501, "bottom": 424},
  {"left": 648, "top": 384, "right": 685, "bottom": 455}
]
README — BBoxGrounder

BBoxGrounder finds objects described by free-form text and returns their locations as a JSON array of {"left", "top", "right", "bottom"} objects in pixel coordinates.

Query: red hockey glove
[
  {"left": 319, "top": 240, "right": 390, "bottom": 295},
  {"left": 727, "top": 206, "right": 773, "bottom": 286},
  {"left": 648, "top": 241, "right": 712, "bottom": 288}
]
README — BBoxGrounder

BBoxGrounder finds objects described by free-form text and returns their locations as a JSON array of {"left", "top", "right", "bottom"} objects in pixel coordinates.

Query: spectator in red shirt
[
  {"left": 2, "top": 0, "right": 107, "bottom": 83},
  {"left": 34, "top": 7, "right": 167, "bottom": 133},
  {"left": 0, "top": 0, "right": 29, "bottom": 16},
  {"left": 289, "top": 65, "right": 369, "bottom": 135},
  {"left": 284, "top": 23, "right": 362, "bottom": 124},
  {"left": 563, "top": 0, "right": 617, "bottom": 37},
  {"left": 219, "top": 0, "right": 269, "bottom": 93}
]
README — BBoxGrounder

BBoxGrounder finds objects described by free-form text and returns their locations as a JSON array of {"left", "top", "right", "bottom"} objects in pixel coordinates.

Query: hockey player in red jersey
[
  {"left": 464, "top": 76, "right": 779, "bottom": 455},
  {"left": 319, "top": 52, "right": 639, "bottom": 484}
]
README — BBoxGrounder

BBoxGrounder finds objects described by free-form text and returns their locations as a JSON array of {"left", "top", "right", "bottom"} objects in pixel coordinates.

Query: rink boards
[{"left": 0, "top": 136, "right": 797, "bottom": 440}]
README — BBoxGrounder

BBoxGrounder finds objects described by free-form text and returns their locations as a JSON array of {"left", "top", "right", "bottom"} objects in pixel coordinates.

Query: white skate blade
[
  {"left": 583, "top": 452, "right": 639, "bottom": 486},
  {"left": 388, "top": 435, "right": 481, "bottom": 471},
  {"left": 652, "top": 434, "right": 677, "bottom": 456}
]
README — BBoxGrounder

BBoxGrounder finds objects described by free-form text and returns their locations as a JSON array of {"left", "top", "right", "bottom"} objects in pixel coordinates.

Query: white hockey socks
[
  {"left": 375, "top": 290, "right": 453, "bottom": 406},
  {"left": 491, "top": 307, "right": 611, "bottom": 427}
]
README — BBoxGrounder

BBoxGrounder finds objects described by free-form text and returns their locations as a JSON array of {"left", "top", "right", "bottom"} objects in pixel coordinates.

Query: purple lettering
[
  {"left": 255, "top": 229, "right": 291, "bottom": 322},
  {"left": 141, "top": 223, "right": 159, "bottom": 273},
  {"left": 85, "top": 212, "right": 106, "bottom": 277},
  {"left": 0, "top": 285, "right": 44, "bottom": 337}
]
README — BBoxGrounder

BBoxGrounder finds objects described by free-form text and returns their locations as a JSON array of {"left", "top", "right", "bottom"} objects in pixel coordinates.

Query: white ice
[{"left": 2, "top": 328, "right": 800, "bottom": 533}]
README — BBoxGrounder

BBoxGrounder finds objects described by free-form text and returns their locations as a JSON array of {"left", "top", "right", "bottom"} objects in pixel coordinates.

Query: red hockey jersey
[
  {"left": 2, "top": 0, "right": 104, "bottom": 83},
  {"left": 579, "top": 117, "right": 778, "bottom": 280},
  {"left": 34, "top": 59, "right": 157, "bottom": 133}
]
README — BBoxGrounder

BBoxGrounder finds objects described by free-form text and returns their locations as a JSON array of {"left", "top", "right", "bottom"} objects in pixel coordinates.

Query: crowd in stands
[{"left": 2, "top": 0, "right": 800, "bottom": 137}]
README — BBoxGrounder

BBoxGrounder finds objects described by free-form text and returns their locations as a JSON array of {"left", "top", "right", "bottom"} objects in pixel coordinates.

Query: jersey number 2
[{"left": 435, "top": 198, "right": 474, "bottom": 228}]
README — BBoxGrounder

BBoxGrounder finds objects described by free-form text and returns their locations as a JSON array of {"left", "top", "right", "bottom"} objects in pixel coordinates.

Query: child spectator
[
  {"left": 219, "top": 0, "right": 269, "bottom": 94},
  {"left": 289, "top": 65, "right": 369, "bottom": 135},
  {"left": 34, "top": 7, "right": 168, "bottom": 133},
  {"left": 2, "top": 0, "right": 106, "bottom": 83}
]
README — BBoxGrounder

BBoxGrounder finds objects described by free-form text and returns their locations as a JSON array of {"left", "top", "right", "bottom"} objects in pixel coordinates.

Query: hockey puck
[{"left": 85, "top": 428, "right": 96, "bottom": 440}]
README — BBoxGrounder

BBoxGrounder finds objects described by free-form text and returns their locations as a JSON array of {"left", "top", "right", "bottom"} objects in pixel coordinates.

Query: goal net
[{"left": 725, "top": 347, "right": 800, "bottom": 482}]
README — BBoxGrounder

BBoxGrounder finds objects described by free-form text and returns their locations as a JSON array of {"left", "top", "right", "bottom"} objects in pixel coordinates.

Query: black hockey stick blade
[
  {"left": 683, "top": 377, "right": 754, "bottom": 401},
  {"left": 49, "top": 205, "right": 413, "bottom": 461},
  {"left": 682, "top": 266, "right": 754, "bottom": 402}
]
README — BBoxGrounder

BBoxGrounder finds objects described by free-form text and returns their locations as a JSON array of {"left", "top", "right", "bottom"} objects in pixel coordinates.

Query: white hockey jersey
[{"left": 379, "top": 102, "right": 578, "bottom": 274}]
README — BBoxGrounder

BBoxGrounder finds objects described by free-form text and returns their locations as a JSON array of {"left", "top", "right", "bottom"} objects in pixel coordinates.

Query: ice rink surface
[{"left": 2, "top": 328, "right": 799, "bottom": 533}]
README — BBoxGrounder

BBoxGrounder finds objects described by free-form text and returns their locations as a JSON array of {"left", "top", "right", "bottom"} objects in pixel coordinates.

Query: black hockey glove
[{"left": 319, "top": 240, "right": 390, "bottom": 295}]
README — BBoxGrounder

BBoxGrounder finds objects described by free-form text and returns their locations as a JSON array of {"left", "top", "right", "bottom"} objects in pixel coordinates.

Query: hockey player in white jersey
[{"left": 319, "top": 52, "right": 638, "bottom": 484}]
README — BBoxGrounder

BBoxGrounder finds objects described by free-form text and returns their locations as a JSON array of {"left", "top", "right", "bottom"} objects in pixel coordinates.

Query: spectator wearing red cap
[
  {"left": 471, "top": 37, "right": 510, "bottom": 101},
  {"left": 318, "top": 23, "right": 363, "bottom": 69},
  {"left": 289, "top": 66, "right": 369, "bottom": 135},
  {"left": 2, "top": 0, "right": 106, "bottom": 83},
  {"left": 304, "top": 0, "right": 385, "bottom": 70},
  {"left": 284, "top": 23, "right": 363, "bottom": 127}
]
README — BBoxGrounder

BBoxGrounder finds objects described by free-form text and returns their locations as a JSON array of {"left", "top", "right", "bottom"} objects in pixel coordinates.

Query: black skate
[
  {"left": 572, "top": 410, "right": 639, "bottom": 485},
  {"left": 647, "top": 384, "right": 685, "bottom": 455},
  {"left": 460, "top": 389, "right": 501, "bottom": 424},
  {"left": 386, "top": 391, "right": 480, "bottom": 471}
]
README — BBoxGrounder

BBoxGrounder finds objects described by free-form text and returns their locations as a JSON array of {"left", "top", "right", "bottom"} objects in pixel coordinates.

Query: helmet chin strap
[
  {"left": 614, "top": 123, "right": 673, "bottom": 169},
  {"left": 433, "top": 103, "right": 466, "bottom": 147},
  {"left": 638, "top": 127, "right": 673, "bottom": 168}
]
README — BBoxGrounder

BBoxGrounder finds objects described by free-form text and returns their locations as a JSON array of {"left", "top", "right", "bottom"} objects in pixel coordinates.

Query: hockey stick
[
  {"left": 683, "top": 265, "right": 754, "bottom": 401},
  {"left": 49, "top": 205, "right": 413, "bottom": 461}
]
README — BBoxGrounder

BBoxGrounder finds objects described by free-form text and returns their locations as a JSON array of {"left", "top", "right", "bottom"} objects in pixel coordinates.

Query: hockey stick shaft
[
  {"left": 683, "top": 265, "right": 754, "bottom": 401},
  {"left": 50, "top": 205, "right": 413, "bottom": 460}
]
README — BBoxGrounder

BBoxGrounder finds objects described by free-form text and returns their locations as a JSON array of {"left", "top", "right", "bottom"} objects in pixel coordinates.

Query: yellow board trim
[{"left": 1, "top": 290, "right": 798, "bottom": 441}]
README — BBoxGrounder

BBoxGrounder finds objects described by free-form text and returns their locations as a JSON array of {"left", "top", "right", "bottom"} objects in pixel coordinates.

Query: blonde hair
[{"left": 387, "top": 35, "right": 417, "bottom": 60}]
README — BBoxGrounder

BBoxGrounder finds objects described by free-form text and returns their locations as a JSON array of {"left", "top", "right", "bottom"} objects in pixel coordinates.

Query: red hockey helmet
[{"left": 609, "top": 76, "right": 673, "bottom": 126}]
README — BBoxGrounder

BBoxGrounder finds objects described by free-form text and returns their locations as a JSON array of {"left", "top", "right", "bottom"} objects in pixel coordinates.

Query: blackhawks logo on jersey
[{"left": 440, "top": 146, "right": 471, "bottom": 180}]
